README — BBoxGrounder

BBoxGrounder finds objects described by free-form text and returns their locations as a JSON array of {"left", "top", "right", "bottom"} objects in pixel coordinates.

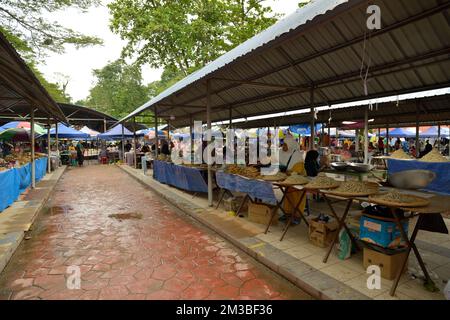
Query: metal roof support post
[
  {"left": 133, "top": 117, "right": 137, "bottom": 169},
  {"left": 386, "top": 123, "right": 390, "bottom": 155},
  {"left": 103, "top": 118, "right": 107, "bottom": 132},
  {"left": 229, "top": 106, "right": 232, "bottom": 129},
  {"left": 310, "top": 87, "right": 315, "bottom": 150},
  {"left": 437, "top": 124, "right": 441, "bottom": 151},
  {"left": 321, "top": 122, "right": 325, "bottom": 147},
  {"left": 415, "top": 103, "right": 420, "bottom": 158},
  {"left": 327, "top": 125, "right": 331, "bottom": 147},
  {"left": 47, "top": 119, "right": 51, "bottom": 173},
  {"left": 189, "top": 115, "right": 193, "bottom": 163},
  {"left": 155, "top": 107, "right": 159, "bottom": 158},
  {"left": 121, "top": 124, "right": 125, "bottom": 161},
  {"left": 364, "top": 106, "right": 369, "bottom": 164},
  {"left": 55, "top": 120, "right": 59, "bottom": 167},
  {"left": 207, "top": 79, "right": 213, "bottom": 207},
  {"left": 355, "top": 129, "right": 360, "bottom": 152},
  {"left": 30, "top": 107, "right": 35, "bottom": 188}
]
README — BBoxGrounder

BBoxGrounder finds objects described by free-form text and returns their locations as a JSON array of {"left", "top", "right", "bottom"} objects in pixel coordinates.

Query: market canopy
[
  {"left": 0, "top": 31, "right": 66, "bottom": 123},
  {"left": 98, "top": 124, "right": 134, "bottom": 140},
  {"left": 80, "top": 126, "right": 100, "bottom": 137},
  {"left": 119, "top": 0, "right": 450, "bottom": 128},
  {"left": 420, "top": 126, "right": 450, "bottom": 138},
  {"left": 380, "top": 127, "right": 416, "bottom": 138},
  {"left": 45, "top": 123, "right": 89, "bottom": 139},
  {"left": 0, "top": 121, "right": 46, "bottom": 135}
]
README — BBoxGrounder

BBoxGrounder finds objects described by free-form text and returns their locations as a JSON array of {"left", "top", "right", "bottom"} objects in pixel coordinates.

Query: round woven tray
[
  {"left": 323, "top": 182, "right": 380, "bottom": 197},
  {"left": 303, "top": 183, "right": 340, "bottom": 190},
  {"left": 368, "top": 193, "right": 430, "bottom": 207},
  {"left": 324, "top": 189, "right": 379, "bottom": 197},
  {"left": 258, "top": 174, "right": 287, "bottom": 182}
]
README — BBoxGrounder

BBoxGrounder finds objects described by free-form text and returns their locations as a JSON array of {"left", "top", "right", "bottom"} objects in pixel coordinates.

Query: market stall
[
  {"left": 0, "top": 155, "right": 47, "bottom": 212},
  {"left": 153, "top": 160, "right": 209, "bottom": 193}
]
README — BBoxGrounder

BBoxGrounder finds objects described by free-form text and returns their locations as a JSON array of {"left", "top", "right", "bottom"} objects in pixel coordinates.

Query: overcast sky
[{"left": 39, "top": 0, "right": 304, "bottom": 102}]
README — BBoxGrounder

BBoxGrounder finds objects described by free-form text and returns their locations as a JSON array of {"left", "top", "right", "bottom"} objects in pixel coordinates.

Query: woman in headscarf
[
  {"left": 279, "top": 134, "right": 307, "bottom": 224},
  {"left": 76, "top": 141, "right": 84, "bottom": 166}
]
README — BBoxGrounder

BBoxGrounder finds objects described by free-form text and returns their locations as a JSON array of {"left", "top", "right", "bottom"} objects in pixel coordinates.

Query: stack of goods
[
  {"left": 368, "top": 190, "right": 430, "bottom": 207},
  {"left": 389, "top": 149, "right": 412, "bottom": 160},
  {"left": 225, "top": 165, "right": 260, "bottom": 179},
  {"left": 304, "top": 175, "right": 340, "bottom": 189},
  {"left": 327, "top": 181, "right": 379, "bottom": 197},
  {"left": 0, "top": 158, "right": 7, "bottom": 171},
  {"left": 420, "top": 149, "right": 449, "bottom": 162},
  {"left": 282, "top": 173, "right": 310, "bottom": 185}
]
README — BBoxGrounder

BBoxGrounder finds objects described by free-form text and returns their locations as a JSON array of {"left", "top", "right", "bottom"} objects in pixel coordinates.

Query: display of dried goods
[
  {"left": 257, "top": 172, "right": 287, "bottom": 181},
  {"left": 304, "top": 176, "right": 340, "bottom": 189},
  {"left": 369, "top": 191, "right": 430, "bottom": 207},
  {"left": 420, "top": 149, "right": 449, "bottom": 162},
  {"left": 282, "top": 174, "right": 310, "bottom": 185},
  {"left": 326, "top": 181, "right": 379, "bottom": 196},
  {"left": 225, "top": 165, "right": 260, "bottom": 178},
  {"left": 390, "top": 149, "right": 412, "bottom": 160}
]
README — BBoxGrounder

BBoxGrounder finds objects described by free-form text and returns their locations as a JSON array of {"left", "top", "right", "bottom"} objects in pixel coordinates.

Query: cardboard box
[
  {"left": 363, "top": 248, "right": 407, "bottom": 280},
  {"left": 360, "top": 214, "right": 409, "bottom": 249},
  {"left": 247, "top": 203, "right": 277, "bottom": 226},
  {"left": 309, "top": 217, "right": 338, "bottom": 248}
]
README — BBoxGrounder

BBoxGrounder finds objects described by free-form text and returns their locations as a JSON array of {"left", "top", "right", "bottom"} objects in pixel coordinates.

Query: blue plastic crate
[{"left": 359, "top": 215, "right": 409, "bottom": 249}]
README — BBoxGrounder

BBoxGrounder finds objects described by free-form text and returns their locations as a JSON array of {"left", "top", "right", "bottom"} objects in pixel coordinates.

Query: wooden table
[{"left": 320, "top": 187, "right": 450, "bottom": 296}]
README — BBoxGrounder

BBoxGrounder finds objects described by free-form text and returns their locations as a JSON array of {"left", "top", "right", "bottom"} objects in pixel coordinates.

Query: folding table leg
[
  {"left": 264, "top": 187, "right": 287, "bottom": 234},
  {"left": 322, "top": 196, "right": 354, "bottom": 263},
  {"left": 236, "top": 195, "right": 249, "bottom": 216},
  {"left": 389, "top": 212, "right": 435, "bottom": 296},
  {"left": 215, "top": 189, "right": 226, "bottom": 209}
]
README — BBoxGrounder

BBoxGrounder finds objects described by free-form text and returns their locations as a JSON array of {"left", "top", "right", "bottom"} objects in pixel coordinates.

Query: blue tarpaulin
[
  {"left": 0, "top": 167, "right": 21, "bottom": 212},
  {"left": 215, "top": 171, "right": 277, "bottom": 205},
  {"left": 387, "top": 159, "right": 450, "bottom": 195},
  {"left": 153, "top": 160, "right": 208, "bottom": 193},
  {"left": 0, "top": 157, "right": 47, "bottom": 213}
]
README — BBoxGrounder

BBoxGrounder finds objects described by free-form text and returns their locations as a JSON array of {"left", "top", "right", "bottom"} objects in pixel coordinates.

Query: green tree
[
  {"left": 85, "top": 59, "right": 150, "bottom": 119},
  {"left": 108, "top": 0, "right": 279, "bottom": 75},
  {"left": 0, "top": 0, "right": 102, "bottom": 60}
]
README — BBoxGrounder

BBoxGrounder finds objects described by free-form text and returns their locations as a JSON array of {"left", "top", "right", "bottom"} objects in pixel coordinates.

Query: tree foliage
[
  {"left": 108, "top": 0, "right": 279, "bottom": 75},
  {"left": 0, "top": 0, "right": 103, "bottom": 60},
  {"left": 84, "top": 59, "right": 150, "bottom": 120}
]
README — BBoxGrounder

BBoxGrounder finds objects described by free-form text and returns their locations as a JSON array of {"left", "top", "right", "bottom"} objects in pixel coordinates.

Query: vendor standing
[{"left": 279, "top": 135, "right": 306, "bottom": 224}]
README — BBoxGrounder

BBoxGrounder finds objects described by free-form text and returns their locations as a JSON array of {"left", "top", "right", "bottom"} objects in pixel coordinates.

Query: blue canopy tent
[
  {"left": 98, "top": 124, "right": 134, "bottom": 140},
  {"left": 420, "top": 126, "right": 450, "bottom": 138},
  {"left": 289, "top": 123, "right": 323, "bottom": 136},
  {"left": 44, "top": 123, "right": 89, "bottom": 139},
  {"left": 380, "top": 128, "right": 416, "bottom": 138}
]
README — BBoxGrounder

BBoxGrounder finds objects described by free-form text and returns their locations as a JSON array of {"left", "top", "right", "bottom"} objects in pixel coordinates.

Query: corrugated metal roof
[
  {"left": 0, "top": 31, "right": 67, "bottom": 122},
  {"left": 120, "top": 0, "right": 450, "bottom": 128},
  {"left": 232, "top": 94, "right": 450, "bottom": 129}
]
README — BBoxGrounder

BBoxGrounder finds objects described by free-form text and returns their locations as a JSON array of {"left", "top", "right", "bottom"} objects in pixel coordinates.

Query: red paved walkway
[{"left": 0, "top": 165, "right": 311, "bottom": 300}]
